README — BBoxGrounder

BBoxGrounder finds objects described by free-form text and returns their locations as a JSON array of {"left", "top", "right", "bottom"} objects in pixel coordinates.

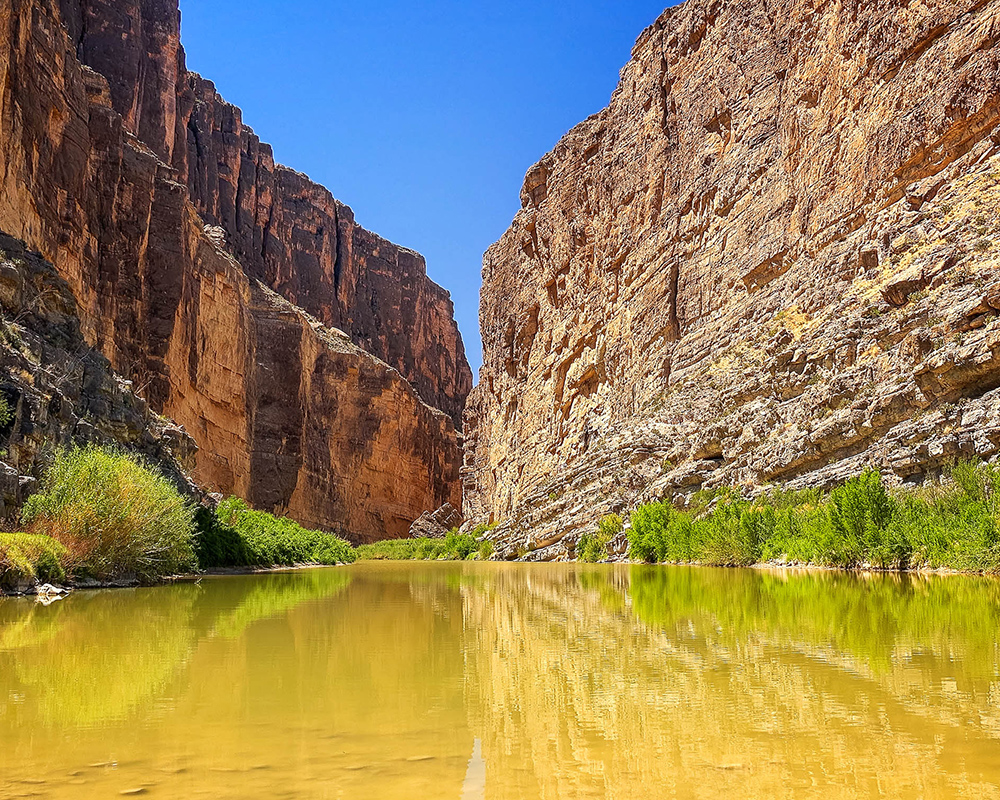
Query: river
[{"left": 1, "top": 562, "right": 999, "bottom": 798}]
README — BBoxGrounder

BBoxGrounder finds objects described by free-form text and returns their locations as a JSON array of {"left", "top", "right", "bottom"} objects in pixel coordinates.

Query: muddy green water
[{"left": 1, "top": 563, "right": 1000, "bottom": 798}]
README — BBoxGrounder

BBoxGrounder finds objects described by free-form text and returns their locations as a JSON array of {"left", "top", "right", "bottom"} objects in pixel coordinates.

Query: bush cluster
[
  {"left": 577, "top": 514, "right": 624, "bottom": 562},
  {"left": 626, "top": 464, "right": 1000, "bottom": 572},
  {"left": 0, "top": 532, "right": 67, "bottom": 589},
  {"left": 23, "top": 446, "right": 196, "bottom": 582},
  {"left": 196, "top": 497, "right": 355, "bottom": 568},
  {"left": 355, "top": 528, "right": 493, "bottom": 561}
]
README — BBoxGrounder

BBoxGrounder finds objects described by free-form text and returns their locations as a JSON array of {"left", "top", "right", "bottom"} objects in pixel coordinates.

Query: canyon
[
  {"left": 464, "top": 0, "right": 1000, "bottom": 559},
  {"left": 0, "top": 0, "right": 471, "bottom": 541},
  {"left": 3, "top": 0, "right": 999, "bottom": 554}
]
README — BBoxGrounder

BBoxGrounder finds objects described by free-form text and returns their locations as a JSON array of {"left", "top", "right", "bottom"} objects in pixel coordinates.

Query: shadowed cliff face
[
  {"left": 466, "top": 0, "right": 1000, "bottom": 558},
  {"left": 0, "top": 0, "right": 463, "bottom": 540},
  {"left": 56, "top": 0, "right": 472, "bottom": 424}
]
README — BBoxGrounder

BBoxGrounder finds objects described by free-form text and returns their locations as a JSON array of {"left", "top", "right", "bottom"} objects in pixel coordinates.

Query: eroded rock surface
[
  {"left": 56, "top": 0, "right": 471, "bottom": 424},
  {"left": 409, "top": 502, "right": 465, "bottom": 539},
  {"left": 0, "top": 0, "right": 465, "bottom": 540},
  {"left": 465, "top": 0, "right": 1000, "bottom": 558},
  {"left": 0, "top": 232, "right": 197, "bottom": 516}
]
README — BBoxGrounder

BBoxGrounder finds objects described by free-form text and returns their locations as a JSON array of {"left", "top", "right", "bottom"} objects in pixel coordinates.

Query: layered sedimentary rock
[
  {"left": 466, "top": 0, "right": 1000, "bottom": 557},
  {"left": 0, "top": 0, "right": 465, "bottom": 540},
  {"left": 56, "top": 0, "right": 471, "bottom": 424},
  {"left": 0, "top": 232, "right": 197, "bottom": 515}
]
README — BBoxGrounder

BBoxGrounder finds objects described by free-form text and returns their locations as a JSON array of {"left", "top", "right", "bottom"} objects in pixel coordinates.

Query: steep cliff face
[
  {"left": 54, "top": 0, "right": 471, "bottom": 424},
  {"left": 0, "top": 0, "right": 464, "bottom": 540},
  {"left": 0, "top": 231, "right": 197, "bottom": 515},
  {"left": 466, "top": 0, "right": 1000, "bottom": 557}
]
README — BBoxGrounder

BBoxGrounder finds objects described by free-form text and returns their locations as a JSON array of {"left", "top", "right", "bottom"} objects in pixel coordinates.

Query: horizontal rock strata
[{"left": 465, "top": 0, "right": 1000, "bottom": 558}]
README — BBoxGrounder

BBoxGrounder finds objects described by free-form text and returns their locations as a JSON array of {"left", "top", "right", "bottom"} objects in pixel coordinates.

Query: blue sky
[{"left": 178, "top": 1, "right": 673, "bottom": 375}]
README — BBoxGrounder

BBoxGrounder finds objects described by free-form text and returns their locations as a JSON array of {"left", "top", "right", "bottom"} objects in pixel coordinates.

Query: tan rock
[
  {"left": 409, "top": 503, "right": 465, "bottom": 540},
  {"left": 466, "top": 0, "right": 1000, "bottom": 556}
]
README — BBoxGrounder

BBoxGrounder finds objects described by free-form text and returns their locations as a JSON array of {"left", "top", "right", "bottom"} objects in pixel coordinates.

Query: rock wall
[
  {"left": 0, "top": 0, "right": 463, "bottom": 541},
  {"left": 466, "top": 0, "right": 1000, "bottom": 558},
  {"left": 56, "top": 0, "right": 472, "bottom": 424},
  {"left": 0, "top": 231, "right": 197, "bottom": 515}
]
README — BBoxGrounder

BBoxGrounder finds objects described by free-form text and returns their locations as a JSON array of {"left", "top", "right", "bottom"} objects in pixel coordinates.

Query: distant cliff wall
[
  {"left": 57, "top": 0, "right": 471, "bottom": 423},
  {"left": 0, "top": 0, "right": 464, "bottom": 541}
]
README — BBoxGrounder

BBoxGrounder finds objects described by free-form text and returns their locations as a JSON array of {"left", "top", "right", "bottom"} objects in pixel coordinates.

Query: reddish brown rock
[
  {"left": 465, "top": 0, "right": 1000, "bottom": 557},
  {"left": 0, "top": 0, "right": 464, "bottom": 540},
  {"left": 56, "top": 0, "right": 471, "bottom": 423}
]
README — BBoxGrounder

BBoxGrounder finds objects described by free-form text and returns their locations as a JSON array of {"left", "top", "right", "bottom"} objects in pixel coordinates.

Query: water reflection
[{"left": 0, "top": 563, "right": 998, "bottom": 798}]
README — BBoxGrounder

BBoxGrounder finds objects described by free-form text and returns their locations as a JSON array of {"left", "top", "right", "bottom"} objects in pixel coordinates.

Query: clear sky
[{"left": 178, "top": 0, "right": 674, "bottom": 376}]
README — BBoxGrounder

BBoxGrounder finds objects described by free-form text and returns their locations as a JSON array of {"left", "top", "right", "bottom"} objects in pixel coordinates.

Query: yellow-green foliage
[
  {"left": 767, "top": 305, "right": 814, "bottom": 339},
  {"left": 627, "top": 463, "right": 1000, "bottom": 572},
  {"left": 356, "top": 531, "right": 480, "bottom": 561},
  {"left": 0, "top": 394, "right": 13, "bottom": 429},
  {"left": 577, "top": 514, "right": 624, "bottom": 562},
  {"left": 22, "top": 446, "right": 196, "bottom": 582},
  {"left": 355, "top": 523, "right": 497, "bottom": 562},
  {"left": 0, "top": 532, "right": 66, "bottom": 589}
]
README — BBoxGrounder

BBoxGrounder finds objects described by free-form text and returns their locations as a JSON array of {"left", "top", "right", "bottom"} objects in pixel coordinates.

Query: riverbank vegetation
[
  {"left": 195, "top": 497, "right": 355, "bottom": 568},
  {"left": 578, "top": 514, "right": 624, "bottom": 562},
  {"left": 621, "top": 462, "right": 1000, "bottom": 572},
  {"left": 3, "top": 446, "right": 356, "bottom": 591},
  {"left": 22, "top": 446, "right": 196, "bottom": 582},
  {"left": 0, "top": 532, "right": 67, "bottom": 590},
  {"left": 355, "top": 530, "right": 493, "bottom": 561}
]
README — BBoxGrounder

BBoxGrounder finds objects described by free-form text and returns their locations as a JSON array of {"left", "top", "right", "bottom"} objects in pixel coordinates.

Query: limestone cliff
[
  {"left": 0, "top": 0, "right": 467, "bottom": 541},
  {"left": 466, "top": 0, "right": 1000, "bottom": 558}
]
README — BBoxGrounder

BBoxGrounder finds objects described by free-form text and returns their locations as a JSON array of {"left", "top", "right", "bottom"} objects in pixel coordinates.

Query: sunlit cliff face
[{"left": 464, "top": 0, "right": 1000, "bottom": 557}]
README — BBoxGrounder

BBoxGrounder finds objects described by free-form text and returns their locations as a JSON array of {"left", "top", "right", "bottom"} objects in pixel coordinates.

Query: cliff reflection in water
[
  {"left": 464, "top": 566, "right": 1000, "bottom": 799},
  {"left": 0, "top": 563, "right": 998, "bottom": 799}
]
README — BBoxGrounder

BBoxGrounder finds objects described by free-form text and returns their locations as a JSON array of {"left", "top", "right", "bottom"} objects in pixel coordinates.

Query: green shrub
[
  {"left": 578, "top": 514, "right": 623, "bottom": 562},
  {"left": 698, "top": 498, "right": 772, "bottom": 566},
  {"left": 620, "top": 463, "right": 1000, "bottom": 573},
  {"left": 0, "top": 532, "right": 67, "bottom": 589},
  {"left": 201, "top": 497, "right": 355, "bottom": 568},
  {"left": 628, "top": 502, "right": 673, "bottom": 562},
  {"left": 824, "top": 469, "right": 901, "bottom": 567},
  {"left": 22, "top": 446, "right": 196, "bottom": 582},
  {"left": 192, "top": 505, "right": 251, "bottom": 568},
  {"left": 356, "top": 531, "right": 479, "bottom": 561},
  {"left": 445, "top": 531, "right": 477, "bottom": 559},
  {"left": 477, "top": 538, "right": 495, "bottom": 560}
]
